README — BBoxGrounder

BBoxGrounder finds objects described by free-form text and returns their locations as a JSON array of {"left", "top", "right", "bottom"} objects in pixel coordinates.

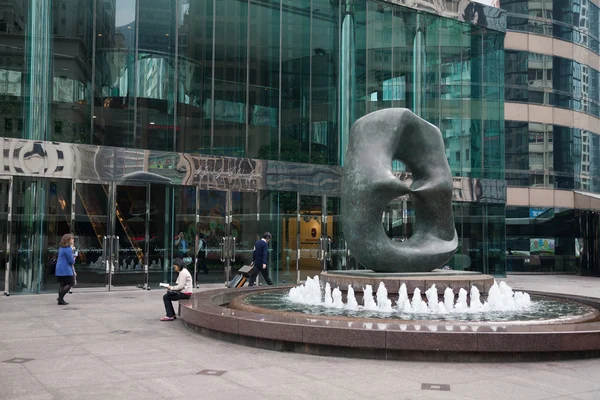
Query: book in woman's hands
[{"left": 159, "top": 283, "right": 169, "bottom": 288}]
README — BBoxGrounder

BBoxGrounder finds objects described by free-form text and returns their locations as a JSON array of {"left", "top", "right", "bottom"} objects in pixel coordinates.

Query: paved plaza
[{"left": 1, "top": 275, "right": 600, "bottom": 400}]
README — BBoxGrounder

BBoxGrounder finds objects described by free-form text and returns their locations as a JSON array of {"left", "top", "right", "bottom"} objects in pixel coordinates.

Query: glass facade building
[
  {"left": 502, "top": 0, "right": 600, "bottom": 275},
  {"left": 0, "top": 0, "right": 506, "bottom": 294}
]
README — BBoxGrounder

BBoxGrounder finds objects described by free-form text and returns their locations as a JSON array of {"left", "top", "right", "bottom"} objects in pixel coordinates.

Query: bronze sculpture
[{"left": 342, "top": 109, "right": 458, "bottom": 272}]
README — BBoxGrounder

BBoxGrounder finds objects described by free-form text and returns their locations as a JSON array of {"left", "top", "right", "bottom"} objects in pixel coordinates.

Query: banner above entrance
[{"left": 0, "top": 137, "right": 505, "bottom": 203}]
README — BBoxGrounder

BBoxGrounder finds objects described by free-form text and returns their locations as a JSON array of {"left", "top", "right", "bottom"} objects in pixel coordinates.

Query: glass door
[
  {"left": 1, "top": 178, "right": 12, "bottom": 296},
  {"left": 10, "top": 178, "right": 44, "bottom": 293},
  {"left": 198, "top": 189, "right": 259, "bottom": 286},
  {"left": 230, "top": 191, "right": 259, "bottom": 285},
  {"left": 111, "top": 184, "right": 149, "bottom": 289},
  {"left": 72, "top": 182, "right": 110, "bottom": 289},
  {"left": 197, "top": 189, "right": 227, "bottom": 284},
  {"left": 298, "top": 195, "right": 324, "bottom": 282},
  {"left": 326, "top": 196, "right": 345, "bottom": 271}
]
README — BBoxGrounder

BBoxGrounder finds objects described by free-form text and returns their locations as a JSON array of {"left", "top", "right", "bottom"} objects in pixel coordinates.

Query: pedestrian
[
  {"left": 248, "top": 232, "right": 273, "bottom": 287},
  {"left": 175, "top": 231, "right": 188, "bottom": 258},
  {"left": 160, "top": 258, "right": 193, "bottom": 321},
  {"left": 196, "top": 233, "right": 208, "bottom": 275},
  {"left": 55, "top": 233, "right": 77, "bottom": 305}
]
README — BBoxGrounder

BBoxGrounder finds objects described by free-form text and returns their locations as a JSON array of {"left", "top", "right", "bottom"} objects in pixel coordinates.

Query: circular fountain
[
  {"left": 180, "top": 110, "right": 600, "bottom": 360},
  {"left": 234, "top": 277, "right": 598, "bottom": 326},
  {"left": 179, "top": 274, "right": 600, "bottom": 361}
]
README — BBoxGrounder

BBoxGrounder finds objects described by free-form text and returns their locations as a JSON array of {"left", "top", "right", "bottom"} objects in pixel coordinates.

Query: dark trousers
[
  {"left": 197, "top": 254, "right": 208, "bottom": 275},
  {"left": 248, "top": 265, "right": 273, "bottom": 286},
  {"left": 163, "top": 292, "right": 191, "bottom": 317}
]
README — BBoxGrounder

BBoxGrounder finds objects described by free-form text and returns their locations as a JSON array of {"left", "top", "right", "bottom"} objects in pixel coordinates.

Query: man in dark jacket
[{"left": 248, "top": 232, "right": 273, "bottom": 286}]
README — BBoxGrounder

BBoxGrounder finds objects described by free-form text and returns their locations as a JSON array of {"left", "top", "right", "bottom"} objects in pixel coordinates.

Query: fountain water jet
[{"left": 286, "top": 276, "right": 534, "bottom": 315}]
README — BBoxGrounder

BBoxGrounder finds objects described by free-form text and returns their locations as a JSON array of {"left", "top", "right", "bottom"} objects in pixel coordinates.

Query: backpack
[{"left": 198, "top": 238, "right": 207, "bottom": 256}]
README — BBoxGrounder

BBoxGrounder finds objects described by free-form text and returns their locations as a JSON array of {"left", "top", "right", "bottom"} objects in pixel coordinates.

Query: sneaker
[
  {"left": 160, "top": 316, "right": 175, "bottom": 321},
  {"left": 57, "top": 300, "right": 69, "bottom": 305}
]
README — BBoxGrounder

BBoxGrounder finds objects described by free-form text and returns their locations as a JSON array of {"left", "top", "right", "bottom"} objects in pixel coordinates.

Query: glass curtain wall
[
  {"left": 9, "top": 0, "right": 504, "bottom": 173},
  {"left": 6, "top": 0, "right": 342, "bottom": 165},
  {"left": 4, "top": 0, "right": 507, "bottom": 282}
]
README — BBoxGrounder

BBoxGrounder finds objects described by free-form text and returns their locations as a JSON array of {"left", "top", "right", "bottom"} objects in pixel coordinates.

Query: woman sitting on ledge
[{"left": 161, "top": 258, "right": 193, "bottom": 321}]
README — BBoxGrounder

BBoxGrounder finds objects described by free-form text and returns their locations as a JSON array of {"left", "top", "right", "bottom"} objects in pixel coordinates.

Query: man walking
[
  {"left": 248, "top": 232, "right": 273, "bottom": 286},
  {"left": 196, "top": 233, "right": 208, "bottom": 275}
]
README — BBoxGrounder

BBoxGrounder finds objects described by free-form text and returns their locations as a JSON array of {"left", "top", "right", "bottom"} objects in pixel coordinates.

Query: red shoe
[{"left": 160, "top": 316, "right": 175, "bottom": 321}]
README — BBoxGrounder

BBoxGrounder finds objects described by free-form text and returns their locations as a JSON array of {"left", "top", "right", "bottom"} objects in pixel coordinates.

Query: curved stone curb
[{"left": 180, "top": 287, "right": 600, "bottom": 362}]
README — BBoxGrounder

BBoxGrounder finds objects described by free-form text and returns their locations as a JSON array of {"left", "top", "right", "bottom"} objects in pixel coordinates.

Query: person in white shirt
[{"left": 161, "top": 258, "right": 193, "bottom": 321}]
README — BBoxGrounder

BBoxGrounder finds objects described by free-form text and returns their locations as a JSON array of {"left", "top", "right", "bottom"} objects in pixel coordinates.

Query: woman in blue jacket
[{"left": 55, "top": 233, "right": 76, "bottom": 305}]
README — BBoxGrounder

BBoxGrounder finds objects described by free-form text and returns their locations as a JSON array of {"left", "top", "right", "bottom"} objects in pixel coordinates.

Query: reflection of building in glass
[{"left": 502, "top": 0, "right": 600, "bottom": 275}]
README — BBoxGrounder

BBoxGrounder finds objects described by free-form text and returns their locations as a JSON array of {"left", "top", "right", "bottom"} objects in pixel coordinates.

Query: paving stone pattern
[{"left": 1, "top": 276, "right": 600, "bottom": 400}]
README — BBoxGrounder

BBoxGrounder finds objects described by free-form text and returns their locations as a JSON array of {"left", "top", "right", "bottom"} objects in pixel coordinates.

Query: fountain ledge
[
  {"left": 179, "top": 287, "right": 600, "bottom": 362},
  {"left": 321, "top": 270, "right": 496, "bottom": 295}
]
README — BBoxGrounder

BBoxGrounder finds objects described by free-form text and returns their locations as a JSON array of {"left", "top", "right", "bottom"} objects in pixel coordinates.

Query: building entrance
[
  {"left": 72, "top": 182, "right": 150, "bottom": 290},
  {"left": 3, "top": 175, "right": 349, "bottom": 293}
]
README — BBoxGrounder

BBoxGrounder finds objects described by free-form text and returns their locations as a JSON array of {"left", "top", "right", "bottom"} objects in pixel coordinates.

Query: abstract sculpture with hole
[{"left": 342, "top": 108, "right": 458, "bottom": 272}]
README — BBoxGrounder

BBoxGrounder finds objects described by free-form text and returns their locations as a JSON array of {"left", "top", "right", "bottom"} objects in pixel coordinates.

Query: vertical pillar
[
  {"left": 339, "top": 0, "right": 355, "bottom": 167},
  {"left": 21, "top": 0, "right": 52, "bottom": 293},
  {"left": 412, "top": 14, "right": 426, "bottom": 117},
  {"left": 25, "top": 0, "right": 52, "bottom": 141}
]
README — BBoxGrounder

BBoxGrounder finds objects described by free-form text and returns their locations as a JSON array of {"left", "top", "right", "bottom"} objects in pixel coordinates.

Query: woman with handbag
[
  {"left": 55, "top": 233, "right": 77, "bottom": 305},
  {"left": 160, "top": 258, "right": 193, "bottom": 321}
]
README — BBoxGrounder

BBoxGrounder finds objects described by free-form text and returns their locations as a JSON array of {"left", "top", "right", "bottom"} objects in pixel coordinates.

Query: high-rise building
[
  {"left": 501, "top": 0, "right": 600, "bottom": 274},
  {"left": 0, "top": 0, "right": 593, "bottom": 296}
]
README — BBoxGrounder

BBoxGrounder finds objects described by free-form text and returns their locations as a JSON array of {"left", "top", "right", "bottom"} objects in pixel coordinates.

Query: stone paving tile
[
  {"left": 546, "top": 397, "right": 579, "bottom": 400},
  {"left": 0, "top": 373, "right": 48, "bottom": 398},
  {"left": 181, "top": 351, "right": 268, "bottom": 371},
  {"left": 194, "top": 389, "right": 268, "bottom": 400},
  {"left": 1, "top": 392, "right": 56, "bottom": 400},
  {"left": 281, "top": 357, "right": 369, "bottom": 380},
  {"left": 0, "top": 327, "right": 60, "bottom": 340},
  {"left": 450, "top": 377, "right": 559, "bottom": 400},
  {"left": 98, "top": 349, "right": 175, "bottom": 367},
  {"left": 0, "top": 321, "right": 51, "bottom": 332},
  {"left": 374, "top": 390, "right": 476, "bottom": 400},
  {"left": 534, "top": 360, "right": 600, "bottom": 382},
  {"left": 23, "top": 354, "right": 107, "bottom": 375},
  {"left": 48, "top": 380, "right": 165, "bottom": 400},
  {"left": 384, "top": 363, "right": 493, "bottom": 385},
  {"left": 571, "top": 390, "right": 600, "bottom": 400},
  {"left": 32, "top": 364, "right": 129, "bottom": 389},
  {"left": 326, "top": 372, "right": 423, "bottom": 397},
  {"left": 141, "top": 374, "right": 244, "bottom": 397},
  {"left": 65, "top": 332, "right": 136, "bottom": 345},
  {"left": 113, "top": 359, "right": 197, "bottom": 379},
  {"left": 502, "top": 369, "right": 600, "bottom": 396},
  {"left": 80, "top": 338, "right": 157, "bottom": 356},
  {"left": 254, "top": 380, "right": 364, "bottom": 400},
  {"left": 1, "top": 336, "right": 74, "bottom": 351},
  {"left": 221, "top": 365, "right": 314, "bottom": 388},
  {"left": 8, "top": 344, "right": 90, "bottom": 361},
  {"left": 0, "top": 361, "right": 29, "bottom": 378}
]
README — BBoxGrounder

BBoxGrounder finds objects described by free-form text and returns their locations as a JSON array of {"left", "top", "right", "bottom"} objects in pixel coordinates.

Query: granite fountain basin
[{"left": 179, "top": 281, "right": 600, "bottom": 362}]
